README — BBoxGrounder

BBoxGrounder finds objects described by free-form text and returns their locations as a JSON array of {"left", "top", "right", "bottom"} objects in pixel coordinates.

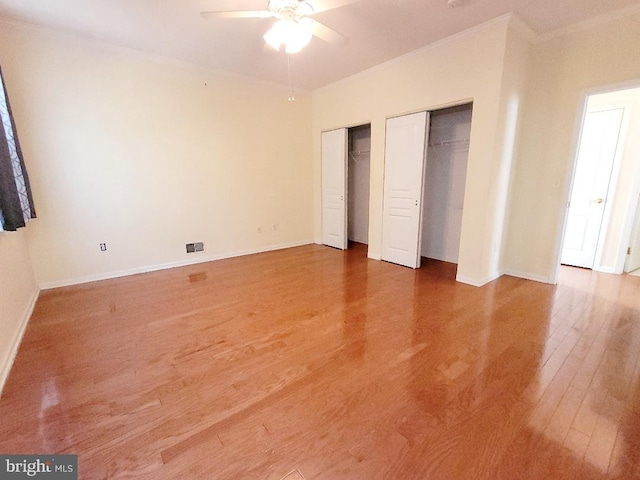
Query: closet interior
[
  {"left": 348, "top": 125, "right": 371, "bottom": 247},
  {"left": 420, "top": 103, "right": 472, "bottom": 265}
]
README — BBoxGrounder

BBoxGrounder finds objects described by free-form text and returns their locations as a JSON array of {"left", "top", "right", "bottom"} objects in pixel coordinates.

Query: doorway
[
  {"left": 561, "top": 107, "right": 624, "bottom": 268},
  {"left": 560, "top": 86, "right": 640, "bottom": 273},
  {"left": 380, "top": 103, "right": 472, "bottom": 270},
  {"left": 320, "top": 124, "right": 371, "bottom": 252},
  {"left": 420, "top": 104, "right": 472, "bottom": 266},
  {"left": 627, "top": 194, "right": 640, "bottom": 274},
  {"left": 348, "top": 125, "right": 371, "bottom": 248}
]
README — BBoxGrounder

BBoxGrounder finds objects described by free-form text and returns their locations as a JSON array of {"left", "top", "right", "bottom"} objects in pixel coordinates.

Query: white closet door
[
  {"left": 381, "top": 112, "right": 429, "bottom": 268},
  {"left": 562, "top": 108, "right": 623, "bottom": 268},
  {"left": 321, "top": 128, "right": 348, "bottom": 250}
]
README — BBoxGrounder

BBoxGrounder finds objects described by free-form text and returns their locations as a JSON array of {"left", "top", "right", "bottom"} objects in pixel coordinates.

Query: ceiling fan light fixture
[
  {"left": 264, "top": 20, "right": 285, "bottom": 50},
  {"left": 286, "top": 17, "right": 313, "bottom": 53},
  {"left": 264, "top": 17, "right": 313, "bottom": 53}
]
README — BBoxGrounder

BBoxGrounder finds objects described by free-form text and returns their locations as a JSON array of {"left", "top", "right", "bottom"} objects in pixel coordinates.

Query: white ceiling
[{"left": 1, "top": 0, "right": 639, "bottom": 90}]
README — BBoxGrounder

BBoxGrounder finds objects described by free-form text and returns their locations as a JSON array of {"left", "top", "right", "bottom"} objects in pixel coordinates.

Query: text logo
[{"left": 0, "top": 455, "right": 77, "bottom": 479}]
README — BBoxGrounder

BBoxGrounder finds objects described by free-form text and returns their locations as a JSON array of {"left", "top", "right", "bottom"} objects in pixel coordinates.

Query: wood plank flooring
[{"left": 1, "top": 243, "right": 640, "bottom": 479}]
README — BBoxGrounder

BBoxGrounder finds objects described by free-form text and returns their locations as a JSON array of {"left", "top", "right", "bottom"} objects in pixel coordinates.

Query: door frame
[
  {"left": 561, "top": 105, "right": 625, "bottom": 269},
  {"left": 420, "top": 103, "right": 473, "bottom": 264},
  {"left": 625, "top": 194, "right": 640, "bottom": 272},
  {"left": 347, "top": 124, "right": 372, "bottom": 246},
  {"left": 320, "top": 121, "right": 373, "bottom": 252},
  {"left": 552, "top": 79, "right": 640, "bottom": 283},
  {"left": 381, "top": 100, "right": 474, "bottom": 270}
]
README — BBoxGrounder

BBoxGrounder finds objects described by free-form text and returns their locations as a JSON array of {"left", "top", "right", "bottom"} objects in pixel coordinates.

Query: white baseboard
[
  {"left": 40, "top": 240, "right": 313, "bottom": 290},
  {"left": 502, "top": 269, "right": 554, "bottom": 284},
  {"left": 593, "top": 266, "right": 616, "bottom": 274},
  {"left": 456, "top": 271, "right": 503, "bottom": 287},
  {"left": 0, "top": 289, "right": 39, "bottom": 397}
]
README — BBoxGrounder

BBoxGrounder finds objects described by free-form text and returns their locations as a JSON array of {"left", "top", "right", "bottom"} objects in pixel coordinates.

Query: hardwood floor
[{"left": 1, "top": 243, "right": 640, "bottom": 479}]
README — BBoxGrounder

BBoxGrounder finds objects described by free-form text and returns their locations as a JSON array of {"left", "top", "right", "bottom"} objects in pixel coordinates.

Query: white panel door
[
  {"left": 562, "top": 108, "right": 624, "bottom": 268},
  {"left": 626, "top": 194, "right": 640, "bottom": 273},
  {"left": 381, "top": 112, "right": 428, "bottom": 268},
  {"left": 321, "top": 128, "right": 348, "bottom": 249}
]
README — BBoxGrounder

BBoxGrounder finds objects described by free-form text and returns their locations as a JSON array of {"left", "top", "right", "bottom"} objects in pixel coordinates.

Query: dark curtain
[{"left": 0, "top": 66, "right": 36, "bottom": 231}]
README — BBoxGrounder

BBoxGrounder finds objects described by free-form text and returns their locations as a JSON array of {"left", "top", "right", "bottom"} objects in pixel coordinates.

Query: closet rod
[
  {"left": 429, "top": 138, "right": 470, "bottom": 147},
  {"left": 349, "top": 150, "right": 370, "bottom": 163}
]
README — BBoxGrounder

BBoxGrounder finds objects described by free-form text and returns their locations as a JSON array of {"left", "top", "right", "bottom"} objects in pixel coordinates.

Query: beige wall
[
  {"left": 504, "top": 10, "right": 640, "bottom": 281},
  {"left": 0, "top": 20, "right": 314, "bottom": 287},
  {"left": 488, "top": 23, "right": 532, "bottom": 277},
  {"left": 312, "top": 16, "right": 530, "bottom": 286},
  {"left": 0, "top": 230, "right": 38, "bottom": 393}
]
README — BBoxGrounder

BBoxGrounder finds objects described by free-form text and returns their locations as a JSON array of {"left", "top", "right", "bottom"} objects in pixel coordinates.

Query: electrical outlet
[
  {"left": 100, "top": 243, "right": 107, "bottom": 252},
  {"left": 186, "top": 242, "right": 205, "bottom": 254}
]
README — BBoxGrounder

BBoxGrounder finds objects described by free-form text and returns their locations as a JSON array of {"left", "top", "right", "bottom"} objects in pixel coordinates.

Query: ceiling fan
[{"left": 201, "top": 0, "right": 359, "bottom": 53}]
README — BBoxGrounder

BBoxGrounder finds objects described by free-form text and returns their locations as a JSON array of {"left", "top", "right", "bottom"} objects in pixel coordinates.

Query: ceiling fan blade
[
  {"left": 310, "top": 18, "right": 348, "bottom": 46},
  {"left": 311, "top": 0, "right": 360, "bottom": 14},
  {"left": 200, "top": 10, "right": 273, "bottom": 19}
]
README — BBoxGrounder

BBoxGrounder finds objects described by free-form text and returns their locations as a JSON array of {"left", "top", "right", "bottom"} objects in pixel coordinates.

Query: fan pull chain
[{"left": 287, "top": 53, "right": 295, "bottom": 102}]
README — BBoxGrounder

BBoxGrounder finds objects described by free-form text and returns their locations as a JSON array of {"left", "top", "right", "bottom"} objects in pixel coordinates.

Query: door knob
[{"left": 593, "top": 198, "right": 604, "bottom": 204}]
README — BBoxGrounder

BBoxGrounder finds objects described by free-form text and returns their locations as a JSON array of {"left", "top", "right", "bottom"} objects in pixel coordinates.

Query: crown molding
[
  {"left": 0, "top": 15, "right": 311, "bottom": 96},
  {"left": 315, "top": 13, "right": 516, "bottom": 93},
  {"left": 535, "top": 3, "right": 640, "bottom": 44}
]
